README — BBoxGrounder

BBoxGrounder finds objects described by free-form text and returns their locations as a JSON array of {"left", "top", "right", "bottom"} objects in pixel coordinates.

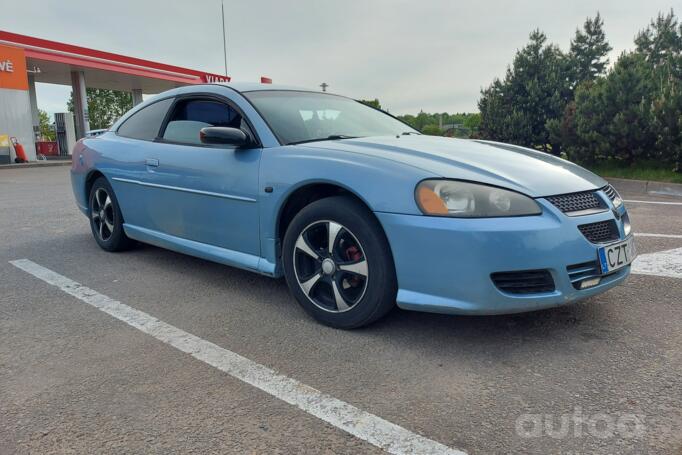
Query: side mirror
[{"left": 200, "top": 127, "right": 252, "bottom": 147}]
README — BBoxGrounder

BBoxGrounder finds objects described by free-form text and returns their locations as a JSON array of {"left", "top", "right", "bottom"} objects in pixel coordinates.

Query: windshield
[{"left": 243, "top": 90, "right": 418, "bottom": 145}]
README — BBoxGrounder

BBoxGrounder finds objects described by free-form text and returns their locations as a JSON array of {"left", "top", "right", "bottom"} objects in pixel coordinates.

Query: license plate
[{"left": 598, "top": 236, "right": 637, "bottom": 274}]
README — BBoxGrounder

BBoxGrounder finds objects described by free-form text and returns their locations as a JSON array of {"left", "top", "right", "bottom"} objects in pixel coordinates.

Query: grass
[{"left": 585, "top": 160, "right": 682, "bottom": 184}]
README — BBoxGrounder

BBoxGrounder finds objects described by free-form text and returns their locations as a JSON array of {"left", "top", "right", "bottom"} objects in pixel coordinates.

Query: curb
[
  {"left": 647, "top": 180, "right": 682, "bottom": 197},
  {"left": 607, "top": 177, "right": 682, "bottom": 198},
  {"left": 0, "top": 161, "right": 71, "bottom": 170}
]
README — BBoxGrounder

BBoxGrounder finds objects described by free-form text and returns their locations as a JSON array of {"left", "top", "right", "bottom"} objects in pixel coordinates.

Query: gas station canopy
[
  {"left": 0, "top": 30, "right": 231, "bottom": 91},
  {"left": 0, "top": 30, "right": 234, "bottom": 162}
]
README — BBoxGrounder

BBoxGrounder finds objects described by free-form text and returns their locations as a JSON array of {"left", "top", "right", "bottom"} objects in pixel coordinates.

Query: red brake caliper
[{"left": 344, "top": 245, "right": 363, "bottom": 287}]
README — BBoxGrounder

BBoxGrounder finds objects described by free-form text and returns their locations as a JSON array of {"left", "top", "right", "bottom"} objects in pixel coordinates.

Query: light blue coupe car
[{"left": 71, "top": 83, "right": 635, "bottom": 328}]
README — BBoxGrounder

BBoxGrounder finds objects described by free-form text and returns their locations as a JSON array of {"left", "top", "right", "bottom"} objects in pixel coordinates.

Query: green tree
[
  {"left": 68, "top": 88, "right": 133, "bottom": 130},
  {"left": 398, "top": 114, "right": 417, "bottom": 129},
  {"left": 569, "top": 13, "right": 612, "bottom": 86},
  {"left": 396, "top": 111, "right": 480, "bottom": 138},
  {"left": 415, "top": 110, "right": 431, "bottom": 131},
  {"left": 574, "top": 53, "right": 655, "bottom": 165},
  {"left": 38, "top": 109, "right": 55, "bottom": 141},
  {"left": 651, "top": 76, "right": 682, "bottom": 172},
  {"left": 462, "top": 113, "right": 481, "bottom": 131},
  {"left": 482, "top": 9, "right": 682, "bottom": 169},
  {"left": 635, "top": 10, "right": 682, "bottom": 69},
  {"left": 358, "top": 98, "right": 382, "bottom": 110},
  {"left": 478, "top": 79, "right": 508, "bottom": 140},
  {"left": 479, "top": 30, "right": 571, "bottom": 153},
  {"left": 549, "top": 13, "right": 612, "bottom": 157},
  {"left": 421, "top": 124, "right": 442, "bottom": 136}
]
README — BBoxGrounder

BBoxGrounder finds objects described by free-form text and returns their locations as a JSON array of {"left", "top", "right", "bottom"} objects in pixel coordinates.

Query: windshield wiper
[
  {"left": 288, "top": 135, "right": 359, "bottom": 145},
  {"left": 401, "top": 131, "right": 420, "bottom": 136}
]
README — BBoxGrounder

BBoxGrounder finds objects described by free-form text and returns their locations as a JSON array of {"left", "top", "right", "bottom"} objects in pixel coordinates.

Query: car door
[
  {"left": 109, "top": 97, "right": 176, "bottom": 230},
  {"left": 139, "top": 95, "right": 262, "bottom": 258}
]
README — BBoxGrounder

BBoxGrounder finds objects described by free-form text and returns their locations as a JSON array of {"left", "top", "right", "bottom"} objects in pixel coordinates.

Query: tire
[
  {"left": 282, "top": 196, "right": 397, "bottom": 329},
  {"left": 88, "top": 176, "right": 134, "bottom": 252}
]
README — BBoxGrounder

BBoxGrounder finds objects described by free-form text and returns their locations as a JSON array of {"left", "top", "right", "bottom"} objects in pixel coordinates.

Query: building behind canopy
[{"left": 0, "top": 31, "right": 234, "bottom": 162}]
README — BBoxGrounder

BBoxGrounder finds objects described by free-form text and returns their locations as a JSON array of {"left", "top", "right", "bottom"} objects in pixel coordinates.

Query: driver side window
[{"left": 162, "top": 98, "right": 251, "bottom": 145}]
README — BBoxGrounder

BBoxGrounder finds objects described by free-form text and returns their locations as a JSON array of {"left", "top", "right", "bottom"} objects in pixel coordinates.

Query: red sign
[
  {"left": 260, "top": 76, "right": 272, "bottom": 84},
  {"left": 201, "top": 74, "right": 231, "bottom": 83}
]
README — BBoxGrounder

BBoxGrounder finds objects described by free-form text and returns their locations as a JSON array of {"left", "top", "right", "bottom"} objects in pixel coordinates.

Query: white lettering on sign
[
  {"left": 0, "top": 59, "right": 14, "bottom": 72},
  {"left": 204, "top": 74, "right": 230, "bottom": 83}
]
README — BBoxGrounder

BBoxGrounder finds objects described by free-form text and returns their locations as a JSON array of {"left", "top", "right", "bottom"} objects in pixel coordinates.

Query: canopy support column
[
  {"left": 132, "top": 89, "right": 143, "bottom": 106},
  {"left": 28, "top": 74, "right": 40, "bottom": 140},
  {"left": 70, "top": 71, "right": 90, "bottom": 139}
]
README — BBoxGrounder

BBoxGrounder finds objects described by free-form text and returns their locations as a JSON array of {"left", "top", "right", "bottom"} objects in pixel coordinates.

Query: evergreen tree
[
  {"left": 574, "top": 53, "right": 655, "bottom": 165},
  {"left": 651, "top": 64, "right": 682, "bottom": 172},
  {"left": 478, "top": 79, "right": 508, "bottom": 140},
  {"left": 635, "top": 10, "right": 682, "bottom": 69},
  {"left": 478, "top": 30, "right": 571, "bottom": 153},
  {"left": 569, "top": 13, "right": 612, "bottom": 86},
  {"left": 636, "top": 9, "right": 682, "bottom": 171},
  {"left": 480, "top": 9, "right": 682, "bottom": 170}
]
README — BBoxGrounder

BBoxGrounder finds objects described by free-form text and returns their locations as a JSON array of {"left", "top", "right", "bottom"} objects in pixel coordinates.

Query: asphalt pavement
[{"left": 1, "top": 166, "right": 681, "bottom": 454}]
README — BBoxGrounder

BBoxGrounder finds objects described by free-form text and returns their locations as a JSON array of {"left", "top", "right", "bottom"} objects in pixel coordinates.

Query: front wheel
[{"left": 282, "top": 196, "right": 397, "bottom": 329}]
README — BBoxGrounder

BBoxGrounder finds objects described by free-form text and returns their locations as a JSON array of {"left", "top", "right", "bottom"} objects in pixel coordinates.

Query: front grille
[
  {"left": 567, "top": 260, "right": 601, "bottom": 289},
  {"left": 546, "top": 190, "right": 605, "bottom": 214},
  {"left": 491, "top": 269, "right": 555, "bottom": 294},
  {"left": 578, "top": 220, "right": 620, "bottom": 244},
  {"left": 603, "top": 184, "right": 619, "bottom": 202}
]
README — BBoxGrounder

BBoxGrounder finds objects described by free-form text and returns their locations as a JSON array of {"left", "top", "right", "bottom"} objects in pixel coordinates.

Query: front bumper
[{"left": 375, "top": 198, "right": 631, "bottom": 315}]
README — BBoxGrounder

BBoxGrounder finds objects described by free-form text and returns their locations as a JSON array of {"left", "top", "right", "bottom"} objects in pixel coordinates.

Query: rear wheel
[
  {"left": 283, "top": 196, "right": 397, "bottom": 328},
  {"left": 88, "top": 176, "right": 134, "bottom": 252}
]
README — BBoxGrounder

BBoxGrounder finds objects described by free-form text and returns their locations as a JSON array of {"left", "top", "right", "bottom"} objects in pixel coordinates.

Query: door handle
[{"left": 145, "top": 158, "right": 159, "bottom": 167}]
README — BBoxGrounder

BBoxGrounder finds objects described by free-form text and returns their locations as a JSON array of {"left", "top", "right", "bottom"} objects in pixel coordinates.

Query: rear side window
[
  {"left": 162, "top": 99, "right": 247, "bottom": 145},
  {"left": 117, "top": 98, "right": 174, "bottom": 141}
]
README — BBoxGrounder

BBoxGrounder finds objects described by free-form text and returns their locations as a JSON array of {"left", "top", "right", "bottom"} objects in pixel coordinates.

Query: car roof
[{"left": 143, "top": 83, "right": 338, "bottom": 102}]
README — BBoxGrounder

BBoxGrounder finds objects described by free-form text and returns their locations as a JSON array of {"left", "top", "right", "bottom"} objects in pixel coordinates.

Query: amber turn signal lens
[{"left": 416, "top": 186, "right": 448, "bottom": 215}]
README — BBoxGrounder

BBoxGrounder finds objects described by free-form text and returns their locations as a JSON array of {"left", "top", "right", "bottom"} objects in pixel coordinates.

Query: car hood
[{"left": 302, "top": 136, "right": 606, "bottom": 197}]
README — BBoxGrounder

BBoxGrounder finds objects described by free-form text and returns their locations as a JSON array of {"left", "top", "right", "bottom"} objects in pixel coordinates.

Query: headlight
[{"left": 415, "top": 180, "right": 542, "bottom": 217}]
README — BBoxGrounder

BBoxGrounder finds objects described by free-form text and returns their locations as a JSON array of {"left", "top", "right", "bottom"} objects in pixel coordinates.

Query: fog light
[{"left": 580, "top": 277, "right": 601, "bottom": 289}]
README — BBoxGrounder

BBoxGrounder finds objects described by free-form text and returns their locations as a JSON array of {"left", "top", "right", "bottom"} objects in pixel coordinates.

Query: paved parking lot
[{"left": 1, "top": 166, "right": 681, "bottom": 454}]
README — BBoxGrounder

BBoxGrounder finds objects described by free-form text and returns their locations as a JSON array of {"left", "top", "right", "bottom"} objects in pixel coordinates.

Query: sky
[{"left": 0, "top": 0, "right": 677, "bottom": 116}]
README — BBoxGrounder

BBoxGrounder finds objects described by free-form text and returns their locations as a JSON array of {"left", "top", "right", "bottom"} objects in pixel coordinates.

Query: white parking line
[
  {"left": 9, "top": 259, "right": 464, "bottom": 455},
  {"left": 632, "top": 247, "right": 682, "bottom": 279},
  {"left": 625, "top": 199, "right": 682, "bottom": 206},
  {"left": 635, "top": 233, "right": 682, "bottom": 239}
]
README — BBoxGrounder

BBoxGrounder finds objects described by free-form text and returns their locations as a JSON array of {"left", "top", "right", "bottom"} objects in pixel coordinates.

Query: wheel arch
[
  {"left": 84, "top": 169, "right": 106, "bottom": 210},
  {"left": 276, "top": 181, "right": 378, "bottom": 246}
]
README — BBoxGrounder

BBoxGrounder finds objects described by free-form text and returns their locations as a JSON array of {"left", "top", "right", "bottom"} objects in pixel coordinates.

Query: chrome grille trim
[
  {"left": 603, "top": 184, "right": 619, "bottom": 202},
  {"left": 567, "top": 260, "right": 601, "bottom": 289}
]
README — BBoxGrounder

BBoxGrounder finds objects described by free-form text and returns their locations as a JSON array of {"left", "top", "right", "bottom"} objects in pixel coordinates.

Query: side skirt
[{"left": 123, "top": 224, "right": 277, "bottom": 277}]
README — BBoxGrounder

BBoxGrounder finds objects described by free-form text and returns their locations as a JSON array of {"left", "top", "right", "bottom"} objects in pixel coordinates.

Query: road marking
[
  {"left": 9, "top": 259, "right": 464, "bottom": 455},
  {"left": 635, "top": 233, "right": 682, "bottom": 239},
  {"left": 632, "top": 247, "right": 682, "bottom": 279},
  {"left": 625, "top": 199, "right": 682, "bottom": 206}
]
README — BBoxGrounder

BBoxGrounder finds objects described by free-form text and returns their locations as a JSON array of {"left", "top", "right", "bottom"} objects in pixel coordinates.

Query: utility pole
[
  {"left": 221, "top": 0, "right": 228, "bottom": 77},
  {"left": 320, "top": 82, "right": 328, "bottom": 92}
]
